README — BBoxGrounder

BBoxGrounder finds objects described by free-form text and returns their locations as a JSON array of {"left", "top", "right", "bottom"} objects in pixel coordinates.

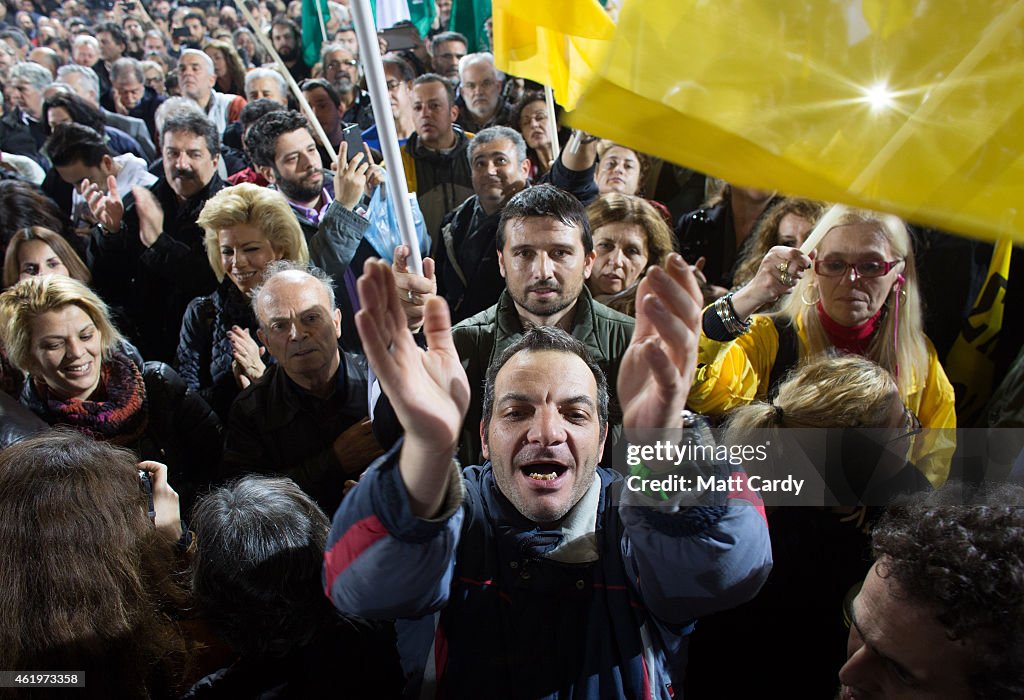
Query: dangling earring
[{"left": 801, "top": 282, "right": 820, "bottom": 306}]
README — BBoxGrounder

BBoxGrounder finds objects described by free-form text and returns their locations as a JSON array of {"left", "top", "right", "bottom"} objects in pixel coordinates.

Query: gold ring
[
  {"left": 777, "top": 261, "right": 789, "bottom": 275},
  {"left": 780, "top": 271, "right": 792, "bottom": 285}
]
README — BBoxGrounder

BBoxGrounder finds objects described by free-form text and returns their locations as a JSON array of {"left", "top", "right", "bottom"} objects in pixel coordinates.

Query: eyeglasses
[
  {"left": 386, "top": 79, "right": 403, "bottom": 91},
  {"left": 813, "top": 259, "right": 903, "bottom": 280},
  {"left": 888, "top": 407, "right": 922, "bottom": 444}
]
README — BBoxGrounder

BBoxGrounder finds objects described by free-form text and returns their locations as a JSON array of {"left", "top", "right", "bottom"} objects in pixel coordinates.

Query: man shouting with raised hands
[{"left": 324, "top": 255, "right": 772, "bottom": 699}]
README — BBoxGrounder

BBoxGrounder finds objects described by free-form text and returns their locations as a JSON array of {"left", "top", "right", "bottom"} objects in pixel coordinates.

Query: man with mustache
[
  {"left": 325, "top": 247, "right": 772, "bottom": 699},
  {"left": 82, "top": 110, "right": 225, "bottom": 363},
  {"left": 379, "top": 184, "right": 630, "bottom": 468},
  {"left": 321, "top": 42, "right": 374, "bottom": 130}
]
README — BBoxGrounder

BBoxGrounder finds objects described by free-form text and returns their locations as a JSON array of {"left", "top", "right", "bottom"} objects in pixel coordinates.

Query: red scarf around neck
[{"left": 816, "top": 301, "right": 884, "bottom": 356}]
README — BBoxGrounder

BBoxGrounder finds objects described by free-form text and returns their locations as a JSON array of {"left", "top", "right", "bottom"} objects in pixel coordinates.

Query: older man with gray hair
[
  {"left": 455, "top": 52, "right": 511, "bottom": 133},
  {"left": 243, "top": 67, "right": 288, "bottom": 107},
  {"left": 111, "top": 57, "right": 165, "bottom": 142},
  {"left": 177, "top": 48, "right": 246, "bottom": 135},
  {"left": 57, "top": 63, "right": 156, "bottom": 161},
  {"left": 222, "top": 260, "right": 372, "bottom": 515},
  {"left": 321, "top": 42, "right": 373, "bottom": 129},
  {"left": 0, "top": 62, "right": 50, "bottom": 163}
]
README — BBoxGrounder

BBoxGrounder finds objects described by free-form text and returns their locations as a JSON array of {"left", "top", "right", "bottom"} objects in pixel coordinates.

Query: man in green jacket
[{"left": 378, "top": 184, "right": 635, "bottom": 466}]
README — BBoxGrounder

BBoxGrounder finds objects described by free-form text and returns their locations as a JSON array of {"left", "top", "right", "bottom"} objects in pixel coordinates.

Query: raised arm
[
  {"left": 355, "top": 260, "right": 470, "bottom": 518},
  {"left": 617, "top": 253, "right": 773, "bottom": 620},
  {"left": 617, "top": 252, "right": 704, "bottom": 433}
]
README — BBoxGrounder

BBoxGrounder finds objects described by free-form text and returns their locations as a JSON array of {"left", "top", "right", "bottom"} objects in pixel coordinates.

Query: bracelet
[{"left": 713, "top": 292, "right": 751, "bottom": 336}]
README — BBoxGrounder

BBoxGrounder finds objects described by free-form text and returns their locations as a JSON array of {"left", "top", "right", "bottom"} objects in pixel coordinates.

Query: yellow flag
[
  {"left": 492, "top": 0, "right": 614, "bottom": 111},
  {"left": 945, "top": 238, "right": 1013, "bottom": 424},
  {"left": 566, "top": 0, "right": 1024, "bottom": 245}
]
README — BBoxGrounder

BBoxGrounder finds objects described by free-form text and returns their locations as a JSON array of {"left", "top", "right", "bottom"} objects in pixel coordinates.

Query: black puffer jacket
[
  {"left": 21, "top": 343, "right": 223, "bottom": 510},
  {"left": 177, "top": 278, "right": 265, "bottom": 421}
]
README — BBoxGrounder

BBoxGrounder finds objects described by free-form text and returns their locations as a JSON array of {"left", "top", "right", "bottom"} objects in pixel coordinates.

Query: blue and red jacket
[{"left": 324, "top": 444, "right": 771, "bottom": 699}]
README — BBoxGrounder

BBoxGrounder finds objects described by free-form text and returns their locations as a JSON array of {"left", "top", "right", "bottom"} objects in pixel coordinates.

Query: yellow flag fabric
[
  {"left": 492, "top": 0, "right": 614, "bottom": 111},
  {"left": 945, "top": 238, "right": 1013, "bottom": 424},
  {"left": 566, "top": 0, "right": 1024, "bottom": 245}
]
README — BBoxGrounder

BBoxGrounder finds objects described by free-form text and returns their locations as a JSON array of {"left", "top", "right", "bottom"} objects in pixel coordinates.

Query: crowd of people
[{"left": 0, "top": 0, "right": 1021, "bottom": 698}]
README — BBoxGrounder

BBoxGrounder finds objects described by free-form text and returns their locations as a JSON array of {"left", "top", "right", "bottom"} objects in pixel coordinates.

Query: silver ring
[{"left": 406, "top": 289, "right": 414, "bottom": 302}]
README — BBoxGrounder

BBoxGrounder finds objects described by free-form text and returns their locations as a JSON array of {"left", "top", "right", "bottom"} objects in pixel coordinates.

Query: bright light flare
[{"left": 862, "top": 81, "right": 897, "bottom": 112}]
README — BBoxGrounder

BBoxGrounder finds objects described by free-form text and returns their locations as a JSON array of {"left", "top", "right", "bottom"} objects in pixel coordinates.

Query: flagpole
[
  {"left": 234, "top": 0, "right": 339, "bottom": 165},
  {"left": 543, "top": 85, "right": 560, "bottom": 165},
  {"left": 799, "top": 203, "right": 845, "bottom": 255},
  {"left": 349, "top": 0, "right": 423, "bottom": 275},
  {"left": 314, "top": 0, "right": 328, "bottom": 44}
]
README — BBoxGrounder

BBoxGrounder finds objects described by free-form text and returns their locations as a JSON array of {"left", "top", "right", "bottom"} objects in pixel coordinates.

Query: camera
[{"left": 138, "top": 470, "right": 155, "bottom": 521}]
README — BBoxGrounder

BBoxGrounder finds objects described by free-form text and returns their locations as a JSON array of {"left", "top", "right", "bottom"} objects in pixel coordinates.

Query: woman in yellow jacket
[{"left": 688, "top": 206, "right": 956, "bottom": 487}]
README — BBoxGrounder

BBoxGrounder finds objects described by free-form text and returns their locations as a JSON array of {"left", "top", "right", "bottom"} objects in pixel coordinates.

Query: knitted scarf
[{"left": 33, "top": 349, "right": 148, "bottom": 445}]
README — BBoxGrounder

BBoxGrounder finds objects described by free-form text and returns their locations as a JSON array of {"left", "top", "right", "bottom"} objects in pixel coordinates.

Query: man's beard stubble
[{"left": 276, "top": 171, "right": 322, "bottom": 204}]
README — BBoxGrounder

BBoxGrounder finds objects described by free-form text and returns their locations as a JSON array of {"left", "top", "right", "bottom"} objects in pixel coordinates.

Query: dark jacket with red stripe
[{"left": 323, "top": 442, "right": 772, "bottom": 699}]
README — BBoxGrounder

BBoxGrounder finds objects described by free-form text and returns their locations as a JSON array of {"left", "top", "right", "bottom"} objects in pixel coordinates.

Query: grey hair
[
  {"left": 56, "top": 64, "right": 100, "bottom": 100},
  {"left": 11, "top": 61, "right": 54, "bottom": 91},
  {"left": 141, "top": 60, "right": 164, "bottom": 77},
  {"left": 320, "top": 41, "right": 349, "bottom": 61},
  {"left": 244, "top": 67, "right": 286, "bottom": 98},
  {"left": 251, "top": 260, "right": 337, "bottom": 329},
  {"left": 468, "top": 125, "right": 527, "bottom": 165},
  {"left": 179, "top": 48, "right": 215, "bottom": 76},
  {"left": 457, "top": 51, "right": 504, "bottom": 83},
  {"left": 110, "top": 56, "right": 144, "bottom": 84},
  {"left": 154, "top": 96, "right": 205, "bottom": 139},
  {"left": 71, "top": 35, "right": 98, "bottom": 50},
  {"left": 161, "top": 109, "right": 220, "bottom": 156}
]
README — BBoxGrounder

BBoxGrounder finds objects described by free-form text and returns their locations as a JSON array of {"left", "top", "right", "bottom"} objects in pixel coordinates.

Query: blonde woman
[
  {"left": 687, "top": 354, "right": 930, "bottom": 699},
  {"left": 177, "top": 184, "right": 309, "bottom": 419},
  {"left": 688, "top": 206, "right": 955, "bottom": 486},
  {"left": 0, "top": 276, "right": 221, "bottom": 507}
]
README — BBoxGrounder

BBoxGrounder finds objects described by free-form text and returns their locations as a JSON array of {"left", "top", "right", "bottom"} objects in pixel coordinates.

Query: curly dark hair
[
  {"left": 872, "top": 483, "right": 1024, "bottom": 699},
  {"left": 245, "top": 109, "right": 311, "bottom": 171}
]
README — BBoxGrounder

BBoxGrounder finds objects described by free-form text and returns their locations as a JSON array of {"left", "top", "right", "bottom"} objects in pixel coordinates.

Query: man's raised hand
[
  {"left": 393, "top": 244, "right": 437, "bottom": 331},
  {"left": 80, "top": 175, "right": 124, "bottom": 232},
  {"left": 356, "top": 260, "right": 469, "bottom": 517},
  {"left": 617, "top": 253, "right": 704, "bottom": 434}
]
